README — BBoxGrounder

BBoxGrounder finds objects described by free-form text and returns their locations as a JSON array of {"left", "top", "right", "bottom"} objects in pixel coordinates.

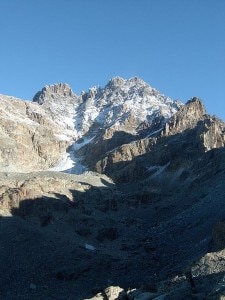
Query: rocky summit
[{"left": 0, "top": 77, "right": 225, "bottom": 299}]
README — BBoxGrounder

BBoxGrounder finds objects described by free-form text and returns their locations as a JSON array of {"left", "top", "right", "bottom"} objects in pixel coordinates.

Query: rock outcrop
[
  {"left": 90, "top": 97, "right": 225, "bottom": 182},
  {"left": 162, "top": 97, "right": 207, "bottom": 135},
  {"left": 33, "top": 83, "right": 75, "bottom": 105},
  {"left": 0, "top": 94, "right": 69, "bottom": 172}
]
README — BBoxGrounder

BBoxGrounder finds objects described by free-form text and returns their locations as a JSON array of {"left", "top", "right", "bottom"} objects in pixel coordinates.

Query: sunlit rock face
[
  {"left": 33, "top": 83, "right": 76, "bottom": 104},
  {"left": 0, "top": 94, "right": 69, "bottom": 172}
]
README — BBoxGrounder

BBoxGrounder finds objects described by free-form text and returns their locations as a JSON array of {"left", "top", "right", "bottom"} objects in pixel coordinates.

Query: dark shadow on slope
[
  {"left": 100, "top": 177, "right": 115, "bottom": 189},
  {"left": 2, "top": 199, "right": 225, "bottom": 299},
  {"left": 77, "top": 130, "right": 138, "bottom": 168},
  {"left": 11, "top": 194, "right": 76, "bottom": 226},
  {"left": 191, "top": 271, "right": 225, "bottom": 297},
  {"left": 0, "top": 187, "right": 144, "bottom": 299},
  {"left": 97, "top": 129, "right": 197, "bottom": 183},
  {"left": 2, "top": 146, "right": 225, "bottom": 299}
]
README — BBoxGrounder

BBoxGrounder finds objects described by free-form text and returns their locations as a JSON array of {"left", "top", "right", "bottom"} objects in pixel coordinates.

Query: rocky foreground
[
  {"left": 1, "top": 153, "right": 225, "bottom": 300},
  {"left": 1, "top": 78, "right": 225, "bottom": 299}
]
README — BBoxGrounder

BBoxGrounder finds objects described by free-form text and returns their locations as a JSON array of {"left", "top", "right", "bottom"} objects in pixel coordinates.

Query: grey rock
[
  {"left": 104, "top": 286, "right": 127, "bottom": 299},
  {"left": 29, "top": 283, "right": 37, "bottom": 290}
]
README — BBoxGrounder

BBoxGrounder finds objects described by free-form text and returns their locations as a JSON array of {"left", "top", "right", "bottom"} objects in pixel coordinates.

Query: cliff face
[
  {"left": 163, "top": 97, "right": 207, "bottom": 135},
  {"left": 92, "top": 98, "right": 225, "bottom": 182},
  {"left": 33, "top": 83, "right": 75, "bottom": 104},
  {"left": 0, "top": 94, "right": 70, "bottom": 172}
]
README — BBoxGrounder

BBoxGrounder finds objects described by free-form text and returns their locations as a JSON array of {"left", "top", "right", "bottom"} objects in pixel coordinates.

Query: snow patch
[
  {"left": 49, "top": 136, "right": 95, "bottom": 174},
  {"left": 73, "top": 135, "right": 96, "bottom": 151},
  {"left": 49, "top": 151, "right": 86, "bottom": 175},
  {"left": 146, "top": 128, "right": 163, "bottom": 138},
  {"left": 148, "top": 162, "right": 170, "bottom": 177},
  {"left": 55, "top": 134, "right": 72, "bottom": 141},
  {"left": 85, "top": 243, "right": 96, "bottom": 251}
]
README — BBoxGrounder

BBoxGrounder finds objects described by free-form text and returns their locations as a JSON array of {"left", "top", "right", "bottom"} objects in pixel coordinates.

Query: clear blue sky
[{"left": 1, "top": 0, "right": 225, "bottom": 119}]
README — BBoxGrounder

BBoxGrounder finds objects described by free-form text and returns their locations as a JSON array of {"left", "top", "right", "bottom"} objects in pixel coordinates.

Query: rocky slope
[
  {"left": 0, "top": 94, "right": 71, "bottom": 172},
  {"left": 1, "top": 77, "right": 225, "bottom": 299},
  {"left": 93, "top": 98, "right": 225, "bottom": 182},
  {"left": 1, "top": 146, "right": 225, "bottom": 299}
]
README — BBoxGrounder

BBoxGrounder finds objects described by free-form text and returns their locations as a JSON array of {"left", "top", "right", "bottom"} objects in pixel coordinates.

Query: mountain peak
[
  {"left": 163, "top": 96, "right": 207, "bottom": 136},
  {"left": 106, "top": 77, "right": 126, "bottom": 89},
  {"left": 33, "top": 83, "right": 76, "bottom": 104},
  {"left": 185, "top": 96, "right": 206, "bottom": 116},
  {"left": 106, "top": 76, "right": 149, "bottom": 89},
  {"left": 127, "top": 76, "right": 148, "bottom": 85}
]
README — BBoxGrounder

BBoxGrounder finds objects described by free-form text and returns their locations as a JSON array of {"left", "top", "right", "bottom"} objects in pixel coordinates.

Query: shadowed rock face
[{"left": 91, "top": 98, "right": 225, "bottom": 181}]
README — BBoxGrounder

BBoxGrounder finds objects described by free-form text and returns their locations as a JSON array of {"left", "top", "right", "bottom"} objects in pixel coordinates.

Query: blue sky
[{"left": 1, "top": 0, "right": 225, "bottom": 119}]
